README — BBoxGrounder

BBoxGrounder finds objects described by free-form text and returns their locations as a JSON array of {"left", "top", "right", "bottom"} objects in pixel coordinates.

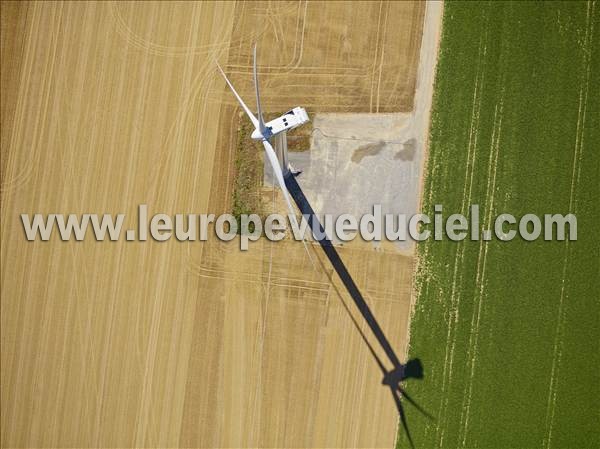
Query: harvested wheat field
[{"left": 1, "top": 2, "right": 432, "bottom": 447}]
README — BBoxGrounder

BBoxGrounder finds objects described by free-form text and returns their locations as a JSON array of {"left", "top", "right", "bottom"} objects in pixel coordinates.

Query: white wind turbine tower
[{"left": 216, "top": 45, "right": 313, "bottom": 262}]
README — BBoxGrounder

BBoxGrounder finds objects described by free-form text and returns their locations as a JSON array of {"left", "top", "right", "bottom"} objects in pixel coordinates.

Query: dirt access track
[{"left": 1, "top": 2, "right": 428, "bottom": 447}]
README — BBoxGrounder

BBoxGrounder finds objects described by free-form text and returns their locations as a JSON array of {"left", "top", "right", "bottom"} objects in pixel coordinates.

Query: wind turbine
[
  {"left": 217, "top": 45, "right": 431, "bottom": 447},
  {"left": 216, "top": 45, "right": 313, "bottom": 263}
]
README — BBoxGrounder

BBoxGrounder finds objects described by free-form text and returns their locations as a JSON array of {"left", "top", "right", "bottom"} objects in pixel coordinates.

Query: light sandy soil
[
  {"left": 276, "top": 1, "right": 444, "bottom": 257},
  {"left": 0, "top": 2, "right": 440, "bottom": 447}
]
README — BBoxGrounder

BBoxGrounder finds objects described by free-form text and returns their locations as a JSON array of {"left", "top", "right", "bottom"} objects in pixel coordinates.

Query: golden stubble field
[{"left": 1, "top": 1, "right": 425, "bottom": 447}]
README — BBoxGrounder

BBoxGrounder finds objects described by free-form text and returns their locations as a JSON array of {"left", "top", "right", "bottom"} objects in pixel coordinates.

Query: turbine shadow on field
[{"left": 285, "top": 174, "right": 433, "bottom": 448}]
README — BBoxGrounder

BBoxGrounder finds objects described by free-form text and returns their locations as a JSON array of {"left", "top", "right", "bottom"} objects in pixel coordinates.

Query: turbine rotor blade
[
  {"left": 253, "top": 44, "right": 268, "bottom": 136},
  {"left": 216, "top": 62, "right": 259, "bottom": 130},
  {"left": 262, "top": 140, "right": 315, "bottom": 268}
]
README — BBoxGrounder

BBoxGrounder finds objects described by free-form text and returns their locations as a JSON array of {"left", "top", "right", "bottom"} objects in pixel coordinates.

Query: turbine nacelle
[{"left": 250, "top": 107, "right": 310, "bottom": 141}]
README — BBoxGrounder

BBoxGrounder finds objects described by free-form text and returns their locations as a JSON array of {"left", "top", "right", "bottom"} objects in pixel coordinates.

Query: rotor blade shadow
[
  {"left": 398, "top": 386, "right": 435, "bottom": 421},
  {"left": 392, "top": 387, "right": 415, "bottom": 449},
  {"left": 325, "top": 269, "right": 387, "bottom": 374}
]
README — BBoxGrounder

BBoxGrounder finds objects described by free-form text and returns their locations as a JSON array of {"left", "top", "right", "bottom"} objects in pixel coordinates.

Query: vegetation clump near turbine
[{"left": 231, "top": 118, "right": 264, "bottom": 232}]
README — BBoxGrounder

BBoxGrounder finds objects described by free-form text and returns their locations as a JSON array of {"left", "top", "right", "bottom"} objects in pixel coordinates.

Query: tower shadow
[{"left": 285, "top": 174, "right": 433, "bottom": 448}]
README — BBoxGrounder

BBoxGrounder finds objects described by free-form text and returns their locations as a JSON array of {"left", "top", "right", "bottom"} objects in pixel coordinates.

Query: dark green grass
[{"left": 400, "top": 2, "right": 599, "bottom": 448}]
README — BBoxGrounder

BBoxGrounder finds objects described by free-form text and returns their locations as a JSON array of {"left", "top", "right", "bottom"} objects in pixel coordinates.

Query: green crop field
[{"left": 400, "top": 2, "right": 599, "bottom": 448}]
